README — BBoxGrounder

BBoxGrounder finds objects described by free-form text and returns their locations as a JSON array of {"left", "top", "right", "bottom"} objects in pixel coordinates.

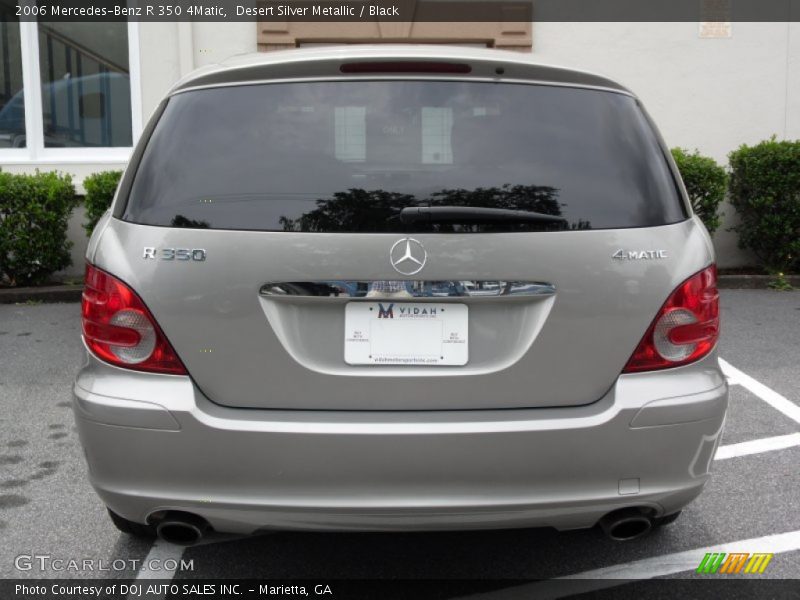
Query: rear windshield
[{"left": 123, "top": 81, "right": 685, "bottom": 232}]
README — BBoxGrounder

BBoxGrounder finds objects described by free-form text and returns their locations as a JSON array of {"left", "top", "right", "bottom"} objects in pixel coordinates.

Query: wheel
[
  {"left": 107, "top": 508, "right": 156, "bottom": 538},
  {"left": 655, "top": 510, "right": 682, "bottom": 527}
]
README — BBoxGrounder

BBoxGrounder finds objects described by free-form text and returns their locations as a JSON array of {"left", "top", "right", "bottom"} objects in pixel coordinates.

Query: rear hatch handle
[{"left": 260, "top": 280, "right": 557, "bottom": 299}]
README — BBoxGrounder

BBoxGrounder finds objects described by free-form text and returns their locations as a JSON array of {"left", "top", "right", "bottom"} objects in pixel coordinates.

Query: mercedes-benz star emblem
[{"left": 389, "top": 238, "right": 427, "bottom": 276}]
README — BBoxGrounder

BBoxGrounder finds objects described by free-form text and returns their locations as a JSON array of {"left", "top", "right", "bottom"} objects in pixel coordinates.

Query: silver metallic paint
[
  {"left": 90, "top": 218, "right": 712, "bottom": 411},
  {"left": 74, "top": 351, "right": 726, "bottom": 532}
]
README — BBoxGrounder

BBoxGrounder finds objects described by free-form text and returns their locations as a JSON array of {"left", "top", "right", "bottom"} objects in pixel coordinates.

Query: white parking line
[
  {"left": 714, "top": 358, "right": 800, "bottom": 460},
  {"left": 720, "top": 358, "right": 800, "bottom": 425},
  {"left": 466, "top": 529, "right": 800, "bottom": 599},
  {"left": 127, "top": 539, "right": 185, "bottom": 599},
  {"left": 715, "top": 432, "right": 800, "bottom": 460}
]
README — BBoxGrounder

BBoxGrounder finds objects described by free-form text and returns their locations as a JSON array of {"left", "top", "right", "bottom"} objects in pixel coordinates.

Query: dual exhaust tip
[
  {"left": 598, "top": 507, "right": 655, "bottom": 542},
  {"left": 154, "top": 511, "right": 210, "bottom": 546}
]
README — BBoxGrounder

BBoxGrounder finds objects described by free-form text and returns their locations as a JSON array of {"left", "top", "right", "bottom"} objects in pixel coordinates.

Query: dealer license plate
[{"left": 344, "top": 302, "right": 468, "bottom": 366}]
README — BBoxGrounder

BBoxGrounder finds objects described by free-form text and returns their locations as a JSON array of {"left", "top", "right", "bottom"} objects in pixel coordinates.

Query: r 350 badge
[{"left": 143, "top": 247, "right": 206, "bottom": 261}]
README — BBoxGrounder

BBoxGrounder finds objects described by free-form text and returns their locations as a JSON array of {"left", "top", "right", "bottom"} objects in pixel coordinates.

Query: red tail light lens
[
  {"left": 623, "top": 265, "right": 719, "bottom": 373},
  {"left": 82, "top": 264, "right": 187, "bottom": 375}
]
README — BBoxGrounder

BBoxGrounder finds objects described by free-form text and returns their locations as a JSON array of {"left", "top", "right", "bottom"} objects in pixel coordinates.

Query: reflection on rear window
[{"left": 123, "top": 81, "right": 685, "bottom": 232}]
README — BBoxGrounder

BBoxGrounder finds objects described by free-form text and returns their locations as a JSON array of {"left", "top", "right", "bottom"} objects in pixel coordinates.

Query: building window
[
  {"left": 0, "top": 19, "right": 139, "bottom": 161},
  {"left": 421, "top": 107, "right": 453, "bottom": 164},
  {"left": 0, "top": 17, "right": 25, "bottom": 148},
  {"left": 334, "top": 106, "right": 366, "bottom": 162},
  {"left": 38, "top": 22, "right": 132, "bottom": 148}
]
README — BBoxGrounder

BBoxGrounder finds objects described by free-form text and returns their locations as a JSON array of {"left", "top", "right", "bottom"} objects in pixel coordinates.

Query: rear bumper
[{"left": 73, "top": 352, "right": 727, "bottom": 534}]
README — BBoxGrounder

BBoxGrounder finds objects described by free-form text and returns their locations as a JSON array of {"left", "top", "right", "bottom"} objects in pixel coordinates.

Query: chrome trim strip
[{"left": 260, "top": 281, "right": 556, "bottom": 299}]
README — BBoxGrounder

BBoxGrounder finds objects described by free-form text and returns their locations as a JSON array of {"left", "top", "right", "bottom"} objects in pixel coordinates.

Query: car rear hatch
[{"left": 97, "top": 76, "right": 705, "bottom": 411}]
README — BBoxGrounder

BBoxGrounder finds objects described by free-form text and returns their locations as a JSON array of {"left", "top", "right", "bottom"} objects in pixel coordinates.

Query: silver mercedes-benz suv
[{"left": 74, "top": 45, "right": 727, "bottom": 545}]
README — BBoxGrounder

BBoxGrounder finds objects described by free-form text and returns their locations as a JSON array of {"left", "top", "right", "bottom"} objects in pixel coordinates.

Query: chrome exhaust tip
[
  {"left": 599, "top": 508, "right": 654, "bottom": 542},
  {"left": 155, "top": 512, "right": 209, "bottom": 546}
]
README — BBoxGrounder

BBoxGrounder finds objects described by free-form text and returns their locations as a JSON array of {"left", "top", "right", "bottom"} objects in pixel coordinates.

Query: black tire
[
  {"left": 655, "top": 510, "right": 682, "bottom": 527},
  {"left": 107, "top": 508, "right": 156, "bottom": 538}
]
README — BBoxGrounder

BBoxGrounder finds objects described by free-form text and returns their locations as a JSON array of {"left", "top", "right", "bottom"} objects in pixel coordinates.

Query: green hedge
[
  {"left": 83, "top": 170, "right": 122, "bottom": 235},
  {"left": 671, "top": 148, "right": 727, "bottom": 235},
  {"left": 0, "top": 170, "right": 77, "bottom": 286},
  {"left": 729, "top": 138, "right": 800, "bottom": 275}
]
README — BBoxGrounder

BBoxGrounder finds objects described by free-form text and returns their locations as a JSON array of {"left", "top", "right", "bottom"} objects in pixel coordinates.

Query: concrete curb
[
  {"left": 717, "top": 274, "right": 800, "bottom": 289},
  {"left": 1, "top": 275, "right": 797, "bottom": 304},
  {"left": 0, "top": 284, "right": 84, "bottom": 304}
]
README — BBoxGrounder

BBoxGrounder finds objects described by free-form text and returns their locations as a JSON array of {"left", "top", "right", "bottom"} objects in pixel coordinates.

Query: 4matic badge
[{"left": 612, "top": 249, "right": 668, "bottom": 260}]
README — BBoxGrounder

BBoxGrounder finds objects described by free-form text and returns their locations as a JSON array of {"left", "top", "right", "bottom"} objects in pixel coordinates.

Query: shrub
[
  {"left": 671, "top": 148, "right": 727, "bottom": 235},
  {"left": 0, "top": 170, "right": 77, "bottom": 286},
  {"left": 728, "top": 138, "right": 800, "bottom": 274},
  {"left": 83, "top": 170, "right": 122, "bottom": 235}
]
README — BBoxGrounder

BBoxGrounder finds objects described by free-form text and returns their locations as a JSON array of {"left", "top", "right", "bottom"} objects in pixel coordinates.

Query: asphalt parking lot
[{"left": 1, "top": 290, "right": 799, "bottom": 596}]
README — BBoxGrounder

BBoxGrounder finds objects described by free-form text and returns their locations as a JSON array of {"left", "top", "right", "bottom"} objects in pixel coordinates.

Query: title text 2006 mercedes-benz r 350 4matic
[{"left": 74, "top": 46, "right": 727, "bottom": 545}]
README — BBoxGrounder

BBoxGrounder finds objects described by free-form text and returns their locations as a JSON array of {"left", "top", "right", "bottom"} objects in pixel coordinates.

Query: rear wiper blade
[{"left": 398, "top": 206, "right": 566, "bottom": 224}]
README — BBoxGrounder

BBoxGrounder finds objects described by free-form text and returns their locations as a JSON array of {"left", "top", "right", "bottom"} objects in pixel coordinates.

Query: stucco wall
[
  {"left": 136, "top": 22, "right": 258, "bottom": 123},
  {"left": 4, "top": 21, "right": 796, "bottom": 275}
]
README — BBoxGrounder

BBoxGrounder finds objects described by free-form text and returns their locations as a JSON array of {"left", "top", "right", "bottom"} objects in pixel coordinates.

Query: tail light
[
  {"left": 623, "top": 265, "right": 719, "bottom": 373},
  {"left": 81, "top": 264, "right": 187, "bottom": 375}
]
